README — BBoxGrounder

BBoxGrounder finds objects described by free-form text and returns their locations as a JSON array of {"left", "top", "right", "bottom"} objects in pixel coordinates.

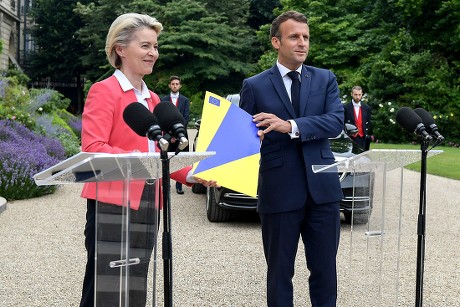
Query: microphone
[
  {"left": 153, "top": 100, "right": 189, "bottom": 151},
  {"left": 413, "top": 108, "right": 445, "bottom": 141},
  {"left": 122, "top": 102, "right": 169, "bottom": 151},
  {"left": 395, "top": 107, "right": 432, "bottom": 141}
]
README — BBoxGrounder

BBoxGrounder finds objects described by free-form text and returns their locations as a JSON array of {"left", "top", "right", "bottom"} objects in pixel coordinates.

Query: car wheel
[
  {"left": 192, "top": 183, "right": 206, "bottom": 194},
  {"left": 206, "top": 187, "right": 231, "bottom": 222}
]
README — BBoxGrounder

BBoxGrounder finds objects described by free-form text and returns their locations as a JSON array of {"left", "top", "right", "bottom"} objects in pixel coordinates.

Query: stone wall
[{"left": 0, "top": 0, "right": 21, "bottom": 70}]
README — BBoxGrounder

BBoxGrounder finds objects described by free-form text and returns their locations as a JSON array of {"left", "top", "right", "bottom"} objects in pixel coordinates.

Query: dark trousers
[
  {"left": 80, "top": 181, "right": 158, "bottom": 307},
  {"left": 351, "top": 135, "right": 370, "bottom": 151},
  {"left": 260, "top": 199, "right": 340, "bottom": 307}
]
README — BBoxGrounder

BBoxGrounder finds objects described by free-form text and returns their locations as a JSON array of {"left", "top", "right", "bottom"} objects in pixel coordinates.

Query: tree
[
  {"left": 74, "top": 0, "right": 133, "bottom": 83},
  {"left": 248, "top": 0, "right": 281, "bottom": 30},
  {"left": 75, "top": 0, "right": 258, "bottom": 117},
  {"left": 28, "top": 0, "right": 92, "bottom": 113},
  {"left": 155, "top": 0, "right": 256, "bottom": 91},
  {"left": 256, "top": 0, "right": 460, "bottom": 143},
  {"left": 29, "top": 0, "right": 84, "bottom": 80}
]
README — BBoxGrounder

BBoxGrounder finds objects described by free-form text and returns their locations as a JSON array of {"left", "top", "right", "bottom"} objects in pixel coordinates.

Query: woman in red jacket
[{"left": 79, "top": 13, "right": 208, "bottom": 306}]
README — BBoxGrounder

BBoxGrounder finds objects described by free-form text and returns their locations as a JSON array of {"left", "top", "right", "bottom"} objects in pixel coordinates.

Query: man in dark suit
[
  {"left": 239, "top": 11, "right": 344, "bottom": 307},
  {"left": 162, "top": 75, "right": 190, "bottom": 194},
  {"left": 343, "top": 86, "right": 373, "bottom": 150}
]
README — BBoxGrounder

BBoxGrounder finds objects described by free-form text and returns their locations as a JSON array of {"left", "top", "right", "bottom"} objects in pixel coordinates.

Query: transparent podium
[
  {"left": 34, "top": 151, "right": 214, "bottom": 307},
  {"left": 313, "top": 149, "right": 442, "bottom": 306}
]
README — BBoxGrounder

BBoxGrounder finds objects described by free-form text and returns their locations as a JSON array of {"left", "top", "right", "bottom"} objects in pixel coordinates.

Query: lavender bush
[
  {"left": 0, "top": 79, "right": 7, "bottom": 98},
  {"left": 0, "top": 120, "right": 66, "bottom": 200},
  {"left": 35, "top": 114, "right": 81, "bottom": 157}
]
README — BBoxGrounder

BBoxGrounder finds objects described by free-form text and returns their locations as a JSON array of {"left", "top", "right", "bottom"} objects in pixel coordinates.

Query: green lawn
[{"left": 371, "top": 143, "right": 460, "bottom": 180}]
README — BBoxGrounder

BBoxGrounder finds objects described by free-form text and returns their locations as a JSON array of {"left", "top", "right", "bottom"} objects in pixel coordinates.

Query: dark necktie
[{"left": 287, "top": 71, "right": 300, "bottom": 116}]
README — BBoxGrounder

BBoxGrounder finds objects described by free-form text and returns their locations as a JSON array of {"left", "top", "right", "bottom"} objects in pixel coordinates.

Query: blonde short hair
[{"left": 105, "top": 13, "right": 163, "bottom": 68}]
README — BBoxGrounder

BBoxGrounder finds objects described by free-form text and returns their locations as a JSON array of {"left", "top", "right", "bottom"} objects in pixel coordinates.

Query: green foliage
[
  {"left": 0, "top": 105, "right": 36, "bottom": 130},
  {"left": 369, "top": 100, "right": 407, "bottom": 144},
  {"left": 74, "top": 0, "right": 259, "bottom": 105},
  {"left": 28, "top": 0, "right": 89, "bottom": 81},
  {"left": 0, "top": 76, "right": 36, "bottom": 130},
  {"left": 189, "top": 91, "right": 205, "bottom": 122},
  {"left": 0, "top": 74, "right": 81, "bottom": 157},
  {"left": 372, "top": 143, "right": 460, "bottom": 180},
  {"left": 54, "top": 131, "right": 81, "bottom": 157},
  {"left": 0, "top": 119, "right": 66, "bottom": 201},
  {"left": 431, "top": 111, "right": 460, "bottom": 146},
  {"left": 0, "top": 76, "right": 30, "bottom": 107},
  {"left": 1, "top": 69, "right": 31, "bottom": 85},
  {"left": 258, "top": 0, "right": 460, "bottom": 146},
  {"left": 0, "top": 161, "right": 58, "bottom": 200},
  {"left": 248, "top": 0, "right": 281, "bottom": 29},
  {"left": 74, "top": 0, "right": 125, "bottom": 82},
  {"left": 28, "top": 88, "right": 71, "bottom": 113},
  {"left": 27, "top": 0, "right": 460, "bottom": 144},
  {"left": 153, "top": 0, "right": 258, "bottom": 95},
  {"left": 0, "top": 69, "right": 83, "bottom": 200},
  {"left": 55, "top": 109, "right": 83, "bottom": 137}
]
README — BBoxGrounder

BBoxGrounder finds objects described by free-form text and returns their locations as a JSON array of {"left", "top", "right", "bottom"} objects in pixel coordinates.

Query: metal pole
[
  {"left": 415, "top": 141, "right": 429, "bottom": 307},
  {"left": 161, "top": 150, "right": 173, "bottom": 307}
]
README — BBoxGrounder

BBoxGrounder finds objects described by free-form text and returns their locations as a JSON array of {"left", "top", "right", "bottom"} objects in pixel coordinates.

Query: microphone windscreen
[
  {"left": 414, "top": 108, "right": 436, "bottom": 126},
  {"left": 153, "top": 101, "right": 185, "bottom": 131},
  {"left": 395, "top": 107, "right": 423, "bottom": 132},
  {"left": 123, "top": 102, "right": 158, "bottom": 136}
]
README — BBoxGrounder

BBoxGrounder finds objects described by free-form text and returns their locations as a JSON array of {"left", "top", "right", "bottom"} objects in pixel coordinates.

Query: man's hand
[{"left": 253, "top": 112, "right": 292, "bottom": 138}]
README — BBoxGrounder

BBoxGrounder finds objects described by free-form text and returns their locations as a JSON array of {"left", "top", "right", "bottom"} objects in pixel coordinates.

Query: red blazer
[{"left": 80, "top": 75, "right": 190, "bottom": 209}]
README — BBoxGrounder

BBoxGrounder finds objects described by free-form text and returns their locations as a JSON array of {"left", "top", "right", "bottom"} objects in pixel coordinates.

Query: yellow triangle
[{"left": 194, "top": 153, "right": 260, "bottom": 197}]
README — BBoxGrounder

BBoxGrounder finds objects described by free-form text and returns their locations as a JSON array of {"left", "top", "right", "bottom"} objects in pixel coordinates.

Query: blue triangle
[{"left": 195, "top": 104, "right": 260, "bottom": 173}]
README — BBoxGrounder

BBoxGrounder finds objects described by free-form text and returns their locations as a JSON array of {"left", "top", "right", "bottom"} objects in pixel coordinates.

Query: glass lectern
[
  {"left": 34, "top": 151, "right": 213, "bottom": 307},
  {"left": 313, "top": 149, "right": 442, "bottom": 306}
]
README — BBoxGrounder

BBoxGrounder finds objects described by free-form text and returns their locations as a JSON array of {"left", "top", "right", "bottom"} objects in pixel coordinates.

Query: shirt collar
[
  {"left": 277, "top": 61, "right": 302, "bottom": 78},
  {"left": 352, "top": 100, "right": 361, "bottom": 107},
  {"left": 113, "top": 69, "right": 150, "bottom": 99}
]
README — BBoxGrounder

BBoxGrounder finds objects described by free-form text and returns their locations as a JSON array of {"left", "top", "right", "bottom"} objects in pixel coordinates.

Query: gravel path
[{"left": 1, "top": 155, "right": 459, "bottom": 306}]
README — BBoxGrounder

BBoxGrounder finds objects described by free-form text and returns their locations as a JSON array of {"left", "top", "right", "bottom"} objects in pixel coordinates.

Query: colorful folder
[{"left": 192, "top": 91, "right": 260, "bottom": 197}]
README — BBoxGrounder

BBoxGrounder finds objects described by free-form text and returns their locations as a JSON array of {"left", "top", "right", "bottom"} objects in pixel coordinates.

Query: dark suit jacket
[
  {"left": 240, "top": 64, "right": 344, "bottom": 214},
  {"left": 162, "top": 93, "right": 190, "bottom": 126},
  {"left": 343, "top": 101, "right": 372, "bottom": 137},
  {"left": 161, "top": 94, "right": 191, "bottom": 153}
]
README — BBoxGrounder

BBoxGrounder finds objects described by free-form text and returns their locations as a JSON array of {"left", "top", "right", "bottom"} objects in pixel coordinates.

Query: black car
[{"left": 192, "top": 95, "right": 373, "bottom": 224}]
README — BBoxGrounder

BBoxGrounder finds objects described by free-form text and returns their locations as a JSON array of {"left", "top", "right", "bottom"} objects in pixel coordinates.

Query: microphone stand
[
  {"left": 159, "top": 137, "right": 187, "bottom": 307},
  {"left": 160, "top": 148, "right": 173, "bottom": 307},
  {"left": 415, "top": 139, "right": 429, "bottom": 307}
]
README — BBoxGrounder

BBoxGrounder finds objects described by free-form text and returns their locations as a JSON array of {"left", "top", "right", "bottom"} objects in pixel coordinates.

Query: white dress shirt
[
  {"left": 113, "top": 69, "right": 156, "bottom": 152},
  {"left": 276, "top": 61, "right": 302, "bottom": 138}
]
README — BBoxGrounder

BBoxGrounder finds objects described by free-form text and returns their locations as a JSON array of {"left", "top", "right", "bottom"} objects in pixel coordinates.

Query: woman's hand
[{"left": 193, "top": 177, "right": 220, "bottom": 188}]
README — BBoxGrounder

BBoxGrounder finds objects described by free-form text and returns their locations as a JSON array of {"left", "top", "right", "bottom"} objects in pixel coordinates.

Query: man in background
[
  {"left": 343, "top": 85, "right": 373, "bottom": 150},
  {"left": 162, "top": 75, "right": 190, "bottom": 194}
]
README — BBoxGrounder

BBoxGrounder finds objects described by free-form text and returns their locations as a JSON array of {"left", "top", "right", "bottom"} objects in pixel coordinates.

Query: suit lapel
[
  {"left": 345, "top": 103, "right": 355, "bottom": 123},
  {"left": 269, "top": 66, "right": 297, "bottom": 118}
]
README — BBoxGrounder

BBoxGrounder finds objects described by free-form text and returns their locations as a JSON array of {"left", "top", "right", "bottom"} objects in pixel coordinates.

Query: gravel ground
[{"left": 1, "top": 140, "right": 459, "bottom": 306}]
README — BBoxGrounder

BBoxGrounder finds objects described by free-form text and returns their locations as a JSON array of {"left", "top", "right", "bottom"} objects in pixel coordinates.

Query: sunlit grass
[{"left": 371, "top": 143, "right": 460, "bottom": 180}]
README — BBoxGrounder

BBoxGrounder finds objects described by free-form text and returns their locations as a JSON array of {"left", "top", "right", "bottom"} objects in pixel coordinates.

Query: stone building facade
[{"left": 1, "top": 0, "right": 32, "bottom": 71}]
